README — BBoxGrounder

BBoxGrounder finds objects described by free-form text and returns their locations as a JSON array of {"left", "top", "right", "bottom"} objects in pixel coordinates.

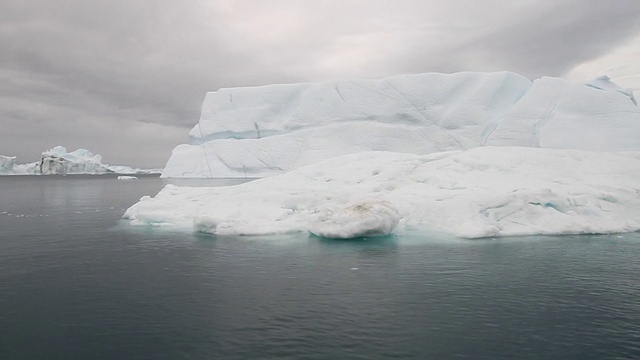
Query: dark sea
[{"left": 1, "top": 175, "right": 640, "bottom": 360}]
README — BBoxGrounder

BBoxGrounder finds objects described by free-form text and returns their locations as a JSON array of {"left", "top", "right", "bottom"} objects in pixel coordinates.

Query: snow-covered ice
[
  {"left": 486, "top": 76, "right": 639, "bottom": 150},
  {"left": 124, "top": 147, "right": 640, "bottom": 239},
  {"left": 117, "top": 176, "right": 138, "bottom": 180},
  {"left": 126, "top": 71, "right": 640, "bottom": 239},
  {"left": 162, "top": 71, "right": 640, "bottom": 178},
  {"left": 0, "top": 146, "right": 159, "bottom": 175}
]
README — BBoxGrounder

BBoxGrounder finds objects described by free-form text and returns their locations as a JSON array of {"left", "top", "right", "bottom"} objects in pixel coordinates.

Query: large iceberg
[
  {"left": 0, "top": 146, "right": 160, "bottom": 175},
  {"left": 126, "top": 71, "right": 640, "bottom": 239},
  {"left": 162, "top": 72, "right": 639, "bottom": 178},
  {"left": 125, "top": 147, "right": 640, "bottom": 238}
]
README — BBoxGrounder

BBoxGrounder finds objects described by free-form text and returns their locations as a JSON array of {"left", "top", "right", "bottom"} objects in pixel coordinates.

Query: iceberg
[
  {"left": 125, "top": 71, "right": 640, "bottom": 239},
  {"left": 162, "top": 72, "right": 640, "bottom": 178},
  {"left": 124, "top": 147, "right": 640, "bottom": 239},
  {"left": 1, "top": 146, "right": 160, "bottom": 175},
  {"left": 0, "top": 155, "right": 17, "bottom": 174},
  {"left": 38, "top": 146, "right": 112, "bottom": 175}
]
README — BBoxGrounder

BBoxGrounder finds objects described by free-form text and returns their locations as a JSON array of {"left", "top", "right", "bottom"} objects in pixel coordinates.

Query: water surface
[{"left": 1, "top": 175, "right": 639, "bottom": 359}]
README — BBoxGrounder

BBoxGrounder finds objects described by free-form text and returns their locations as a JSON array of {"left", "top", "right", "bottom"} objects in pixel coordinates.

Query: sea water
[{"left": 1, "top": 175, "right": 639, "bottom": 359}]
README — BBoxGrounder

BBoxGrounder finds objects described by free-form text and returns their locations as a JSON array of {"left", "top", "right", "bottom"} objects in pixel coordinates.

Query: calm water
[{"left": 1, "top": 176, "right": 640, "bottom": 360}]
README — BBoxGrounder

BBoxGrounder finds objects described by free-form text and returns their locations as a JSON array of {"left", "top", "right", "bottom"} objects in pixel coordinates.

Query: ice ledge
[{"left": 126, "top": 147, "right": 640, "bottom": 239}]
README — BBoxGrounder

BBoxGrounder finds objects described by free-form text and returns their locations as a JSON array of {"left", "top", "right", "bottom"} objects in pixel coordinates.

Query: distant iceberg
[
  {"left": 162, "top": 71, "right": 640, "bottom": 178},
  {"left": 0, "top": 146, "right": 160, "bottom": 175},
  {"left": 125, "top": 147, "right": 640, "bottom": 238},
  {"left": 0, "top": 155, "right": 18, "bottom": 173}
]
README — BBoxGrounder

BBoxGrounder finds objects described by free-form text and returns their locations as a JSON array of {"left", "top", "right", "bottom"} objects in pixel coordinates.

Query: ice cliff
[
  {"left": 0, "top": 146, "right": 159, "bottom": 175},
  {"left": 162, "top": 71, "right": 639, "bottom": 178}
]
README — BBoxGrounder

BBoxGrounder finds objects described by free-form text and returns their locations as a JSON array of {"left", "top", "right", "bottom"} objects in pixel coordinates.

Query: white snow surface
[
  {"left": 125, "top": 147, "right": 640, "bottom": 239},
  {"left": 163, "top": 71, "right": 640, "bottom": 178},
  {"left": 1, "top": 146, "right": 160, "bottom": 175}
]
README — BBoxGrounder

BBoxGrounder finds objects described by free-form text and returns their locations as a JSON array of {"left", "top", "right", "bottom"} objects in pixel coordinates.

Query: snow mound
[
  {"left": 124, "top": 147, "right": 640, "bottom": 238},
  {"left": 163, "top": 71, "right": 640, "bottom": 178},
  {"left": 308, "top": 200, "right": 400, "bottom": 239},
  {"left": 0, "top": 146, "right": 160, "bottom": 175}
]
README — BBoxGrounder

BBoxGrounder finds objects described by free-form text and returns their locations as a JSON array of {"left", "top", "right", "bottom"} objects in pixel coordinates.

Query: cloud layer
[{"left": 2, "top": 0, "right": 640, "bottom": 167}]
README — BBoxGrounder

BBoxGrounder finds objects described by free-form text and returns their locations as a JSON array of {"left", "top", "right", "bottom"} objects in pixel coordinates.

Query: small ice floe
[
  {"left": 117, "top": 176, "right": 138, "bottom": 180},
  {"left": 307, "top": 200, "right": 400, "bottom": 239}
]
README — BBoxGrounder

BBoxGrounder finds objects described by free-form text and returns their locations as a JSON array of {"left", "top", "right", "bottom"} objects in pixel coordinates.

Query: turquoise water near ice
[{"left": 1, "top": 175, "right": 640, "bottom": 359}]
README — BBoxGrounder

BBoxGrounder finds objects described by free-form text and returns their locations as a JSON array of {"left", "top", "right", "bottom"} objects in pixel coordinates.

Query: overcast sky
[{"left": 2, "top": 0, "right": 640, "bottom": 168}]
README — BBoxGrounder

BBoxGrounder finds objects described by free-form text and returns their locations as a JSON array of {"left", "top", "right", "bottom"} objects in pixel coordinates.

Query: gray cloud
[
  {"left": 2, "top": 0, "right": 640, "bottom": 167},
  {"left": 459, "top": 1, "right": 640, "bottom": 77}
]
